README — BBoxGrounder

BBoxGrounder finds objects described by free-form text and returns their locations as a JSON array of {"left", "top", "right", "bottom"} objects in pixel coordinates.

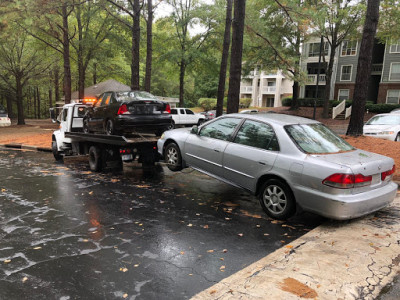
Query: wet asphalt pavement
[{"left": 0, "top": 149, "right": 324, "bottom": 299}]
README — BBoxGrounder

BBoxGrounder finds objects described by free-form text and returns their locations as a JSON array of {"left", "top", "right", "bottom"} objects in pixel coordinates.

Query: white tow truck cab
[{"left": 50, "top": 102, "right": 159, "bottom": 171}]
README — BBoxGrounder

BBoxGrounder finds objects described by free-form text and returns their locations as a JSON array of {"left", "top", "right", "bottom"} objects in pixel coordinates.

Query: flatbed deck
[{"left": 65, "top": 132, "right": 159, "bottom": 146}]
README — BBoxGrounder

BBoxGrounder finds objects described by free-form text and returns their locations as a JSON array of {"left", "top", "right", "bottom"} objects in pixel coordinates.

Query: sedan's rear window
[
  {"left": 116, "top": 91, "right": 158, "bottom": 101},
  {"left": 365, "top": 115, "right": 400, "bottom": 125},
  {"left": 285, "top": 123, "right": 354, "bottom": 154}
]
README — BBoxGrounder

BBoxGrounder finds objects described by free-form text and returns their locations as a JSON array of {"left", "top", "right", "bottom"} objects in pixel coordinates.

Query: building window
[
  {"left": 390, "top": 40, "right": 400, "bottom": 53},
  {"left": 341, "top": 40, "right": 357, "bottom": 56},
  {"left": 308, "top": 42, "right": 329, "bottom": 57},
  {"left": 389, "top": 63, "right": 400, "bottom": 81},
  {"left": 387, "top": 90, "right": 400, "bottom": 104},
  {"left": 338, "top": 89, "right": 350, "bottom": 101},
  {"left": 340, "top": 65, "right": 352, "bottom": 81}
]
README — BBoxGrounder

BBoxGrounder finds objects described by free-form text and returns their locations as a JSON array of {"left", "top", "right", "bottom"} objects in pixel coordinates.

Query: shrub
[
  {"left": 282, "top": 97, "right": 292, "bottom": 106},
  {"left": 239, "top": 98, "right": 252, "bottom": 108},
  {"left": 198, "top": 98, "right": 217, "bottom": 111},
  {"left": 365, "top": 103, "right": 400, "bottom": 114}
]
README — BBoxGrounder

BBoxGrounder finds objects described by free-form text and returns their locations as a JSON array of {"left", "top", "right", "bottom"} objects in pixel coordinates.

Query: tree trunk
[
  {"left": 227, "top": 0, "right": 246, "bottom": 114},
  {"left": 49, "top": 87, "right": 53, "bottom": 110},
  {"left": 6, "top": 94, "right": 13, "bottom": 118},
  {"left": 144, "top": 0, "right": 153, "bottom": 92},
  {"left": 179, "top": 60, "right": 186, "bottom": 107},
  {"left": 16, "top": 76, "right": 25, "bottom": 125},
  {"left": 37, "top": 87, "right": 41, "bottom": 119},
  {"left": 322, "top": 42, "right": 335, "bottom": 118},
  {"left": 347, "top": 0, "right": 381, "bottom": 136},
  {"left": 77, "top": 4, "right": 85, "bottom": 100},
  {"left": 131, "top": 0, "right": 140, "bottom": 90},
  {"left": 93, "top": 63, "right": 97, "bottom": 85},
  {"left": 217, "top": 0, "right": 233, "bottom": 117},
  {"left": 34, "top": 87, "right": 37, "bottom": 118},
  {"left": 290, "top": 31, "right": 301, "bottom": 110},
  {"left": 54, "top": 67, "right": 60, "bottom": 105},
  {"left": 62, "top": 2, "right": 72, "bottom": 104}
]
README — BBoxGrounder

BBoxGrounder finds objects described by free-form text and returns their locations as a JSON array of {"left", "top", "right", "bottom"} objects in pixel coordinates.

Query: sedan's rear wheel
[
  {"left": 168, "top": 121, "right": 175, "bottom": 130},
  {"left": 165, "top": 143, "right": 182, "bottom": 171},
  {"left": 395, "top": 133, "right": 400, "bottom": 142},
  {"left": 105, "top": 119, "right": 117, "bottom": 135},
  {"left": 259, "top": 179, "right": 295, "bottom": 220}
]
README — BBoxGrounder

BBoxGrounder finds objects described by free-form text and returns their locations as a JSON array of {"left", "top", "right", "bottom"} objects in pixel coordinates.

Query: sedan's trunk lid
[{"left": 313, "top": 149, "right": 394, "bottom": 194}]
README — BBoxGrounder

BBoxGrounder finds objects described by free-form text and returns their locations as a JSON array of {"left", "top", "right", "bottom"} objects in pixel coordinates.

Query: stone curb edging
[
  {"left": 0, "top": 143, "right": 52, "bottom": 153},
  {"left": 192, "top": 194, "right": 400, "bottom": 300}
]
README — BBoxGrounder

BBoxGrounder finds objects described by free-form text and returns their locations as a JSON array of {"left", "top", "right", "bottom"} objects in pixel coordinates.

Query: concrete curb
[
  {"left": 0, "top": 143, "right": 52, "bottom": 153},
  {"left": 192, "top": 194, "right": 400, "bottom": 300}
]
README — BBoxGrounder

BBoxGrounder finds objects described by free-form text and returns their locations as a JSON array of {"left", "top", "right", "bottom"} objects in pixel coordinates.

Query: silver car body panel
[{"left": 157, "top": 114, "right": 398, "bottom": 220}]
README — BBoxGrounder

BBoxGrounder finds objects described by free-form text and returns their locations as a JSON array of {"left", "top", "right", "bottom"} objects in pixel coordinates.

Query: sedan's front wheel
[
  {"left": 165, "top": 143, "right": 182, "bottom": 171},
  {"left": 259, "top": 179, "right": 295, "bottom": 220}
]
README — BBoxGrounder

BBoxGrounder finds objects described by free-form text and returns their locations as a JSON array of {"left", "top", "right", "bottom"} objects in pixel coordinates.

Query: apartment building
[
  {"left": 300, "top": 37, "right": 400, "bottom": 104},
  {"left": 239, "top": 69, "right": 293, "bottom": 107}
]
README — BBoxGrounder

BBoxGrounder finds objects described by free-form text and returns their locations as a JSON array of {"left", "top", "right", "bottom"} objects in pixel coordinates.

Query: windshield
[
  {"left": 116, "top": 91, "right": 158, "bottom": 102},
  {"left": 285, "top": 123, "right": 354, "bottom": 154},
  {"left": 365, "top": 115, "right": 400, "bottom": 125}
]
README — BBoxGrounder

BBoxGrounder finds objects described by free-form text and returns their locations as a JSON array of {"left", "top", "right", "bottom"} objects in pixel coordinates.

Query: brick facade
[
  {"left": 334, "top": 83, "right": 355, "bottom": 101},
  {"left": 377, "top": 83, "right": 400, "bottom": 104}
]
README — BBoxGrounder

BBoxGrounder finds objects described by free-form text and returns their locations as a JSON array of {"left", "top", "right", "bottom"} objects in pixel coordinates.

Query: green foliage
[
  {"left": 239, "top": 98, "right": 252, "bottom": 108},
  {"left": 365, "top": 103, "right": 400, "bottom": 113},
  {"left": 198, "top": 98, "right": 217, "bottom": 111}
]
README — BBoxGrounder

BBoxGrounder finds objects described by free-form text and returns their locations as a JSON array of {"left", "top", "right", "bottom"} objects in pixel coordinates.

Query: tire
[
  {"left": 83, "top": 119, "right": 90, "bottom": 134},
  {"left": 258, "top": 179, "right": 295, "bottom": 220},
  {"left": 105, "top": 119, "right": 117, "bottom": 135},
  {"left": 197, "top": 119, "right": 205, "bottom": 126},
  {"left": 164, "top": 143, "right": 182, "bottom": 171},
  {"left": 52, "top": 140, "right": 63, "bottom": 162},
  {"left": 168, "top": 121, "right": 175, "bottom": 130},
  {"left": 395, "top": 133, "right": 400, "bottom": 142},
  {"left": 88, "top": 146, "right": 103, "bottom": 172}
]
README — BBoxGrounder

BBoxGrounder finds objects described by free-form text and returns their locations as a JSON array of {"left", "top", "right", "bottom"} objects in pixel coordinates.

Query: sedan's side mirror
[{"left": 191, "top": 125, "right": 198, "bottom": 134}]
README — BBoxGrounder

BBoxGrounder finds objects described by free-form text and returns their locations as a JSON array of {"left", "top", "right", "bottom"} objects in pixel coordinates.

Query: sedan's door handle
[
  {"left": 214, "top": 148, "right": 220, "bottom": 153},
  {"left": 258, "top": 161, "right": 267, "bottom": 165}
]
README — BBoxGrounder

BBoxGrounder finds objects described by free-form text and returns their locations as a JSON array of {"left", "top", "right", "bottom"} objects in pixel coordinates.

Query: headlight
[{"left": 161, "top": 133, "right": 165, "bottom": 139}]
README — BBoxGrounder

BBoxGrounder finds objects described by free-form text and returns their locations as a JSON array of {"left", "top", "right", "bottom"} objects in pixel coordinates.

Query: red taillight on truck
[
  {"left": 382, "top": 165, "right": 396, "bottom": 181},
  {"left": 164, "top": 104, "right": 171, "bottom": 114},
  {"left": 117, "top": 104, "right": 130, "bottom": 115},
  {"left": 322, "top": 173, "right": 372, "bottom": 189}
]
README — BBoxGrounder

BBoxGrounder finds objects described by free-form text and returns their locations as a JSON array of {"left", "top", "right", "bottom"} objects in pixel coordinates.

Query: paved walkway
[{"left": 192, "top": 192, "right": 400, "bottom": 300}]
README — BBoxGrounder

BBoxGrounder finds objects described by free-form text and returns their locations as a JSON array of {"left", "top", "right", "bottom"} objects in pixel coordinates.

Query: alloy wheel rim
[
  {"left": 263, "top": 185, "right": 287, "bottom": 214},
  {"left": 167, "top": 148, "right": 178, "bottom": 165}
]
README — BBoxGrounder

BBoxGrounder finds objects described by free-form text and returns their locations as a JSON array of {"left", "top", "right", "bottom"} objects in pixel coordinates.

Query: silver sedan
[{"left": 157, "top": 114, "right": 397, "bottom": 220}]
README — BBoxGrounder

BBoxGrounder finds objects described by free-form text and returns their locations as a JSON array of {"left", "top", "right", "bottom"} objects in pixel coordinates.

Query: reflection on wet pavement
[{"left": 0, "top": 149, "right": 323, "bottom": 299}]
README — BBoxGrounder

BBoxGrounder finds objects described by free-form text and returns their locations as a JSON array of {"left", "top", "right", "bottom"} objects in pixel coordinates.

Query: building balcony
[
  {"left": 262, "top": 86, "right": 276, "bottom": 94},
  {"left": 371, "top": 64, "right": 383, "bottom": 75},
  {"left": 240, "top": 86, "right": 253, "bottom": 93},
  {"left": 306, "top": 74, "right": 326, "bottom": 85}
]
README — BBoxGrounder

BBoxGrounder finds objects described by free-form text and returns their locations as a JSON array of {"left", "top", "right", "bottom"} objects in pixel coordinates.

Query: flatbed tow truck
[{"left": 50, "top": 102, "right": 160, "bottom": 171}]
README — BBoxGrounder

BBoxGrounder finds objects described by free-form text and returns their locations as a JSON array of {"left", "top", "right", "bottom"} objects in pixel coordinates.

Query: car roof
[{"left": 227, "top": 113, "right": 320, "bottom": 126}]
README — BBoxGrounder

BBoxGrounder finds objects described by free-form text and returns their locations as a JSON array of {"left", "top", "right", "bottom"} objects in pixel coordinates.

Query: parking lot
[{"left": 0, "top": 149, "right": 324, "bottom": 299}]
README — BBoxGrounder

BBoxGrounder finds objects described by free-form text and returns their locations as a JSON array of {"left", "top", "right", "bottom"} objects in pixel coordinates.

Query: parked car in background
[
  {"left": 239, "top": 109, "right": 258, "bottom": 114},
  {"left": 363, "top": 113, "right": 400, "bottom": 141},
  {"left": 0, "top": 105, "right": 11, "bottom": 127},
  {"left": 170, "top": 108, "right": 206, "bottom": 128},
  {"left": 83, "top": 91, "right": 172, "bottom": 136},
  {"left": 390, "top": 108, "right": 400, "bottom": 114},
  {"left": 158, "top": 113, "right": 397, "bottom": 220}
]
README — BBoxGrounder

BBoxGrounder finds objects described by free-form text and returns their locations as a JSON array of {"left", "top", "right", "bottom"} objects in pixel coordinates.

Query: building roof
[{"left": 70, "top": 79, "right": 130, "bottom": 100}]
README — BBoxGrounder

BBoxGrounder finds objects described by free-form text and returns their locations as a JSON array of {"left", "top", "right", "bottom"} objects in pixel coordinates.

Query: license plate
[
  {"left": 121, "top": 154, "right": 133, "bottom": 161},
  {"left": 371, "top": 174, "right": 381, "bottom": 185}
]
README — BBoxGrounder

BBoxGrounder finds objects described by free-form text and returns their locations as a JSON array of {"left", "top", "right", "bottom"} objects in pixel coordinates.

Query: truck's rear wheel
[
  {"left": 52, "top": 140, "right": 63, "bottom": 162},
  {"left": 89, "top": 146, "right": 103, "bottom": 171}
]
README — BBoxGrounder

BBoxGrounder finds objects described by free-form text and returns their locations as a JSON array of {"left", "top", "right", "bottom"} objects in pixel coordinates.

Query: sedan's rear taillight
[
  {"left": 382, "top": 165, "right": 395, "bottom": 181},
  {"left": 322, "top": 173, "right": 372, "bottom": 189},
  {"left": 118, "top": 104, "right": 130, "bottom": 115},
  {"left": 163, "top": 104, "right": 171, "bottom": 114}
]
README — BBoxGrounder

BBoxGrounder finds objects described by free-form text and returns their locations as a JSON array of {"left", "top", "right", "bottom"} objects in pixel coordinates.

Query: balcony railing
[
  {"left": 306, "top": 74, "right": 326, "bottom": 85},
  {"left": 240, "top": 86, "right": 253, "bottom": 93},
  {"left": 262, "top": 86, "right": 276, "bottom": 93},
  {"left": 371, "top": 64, "right": 383, "bottom": 74}
]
